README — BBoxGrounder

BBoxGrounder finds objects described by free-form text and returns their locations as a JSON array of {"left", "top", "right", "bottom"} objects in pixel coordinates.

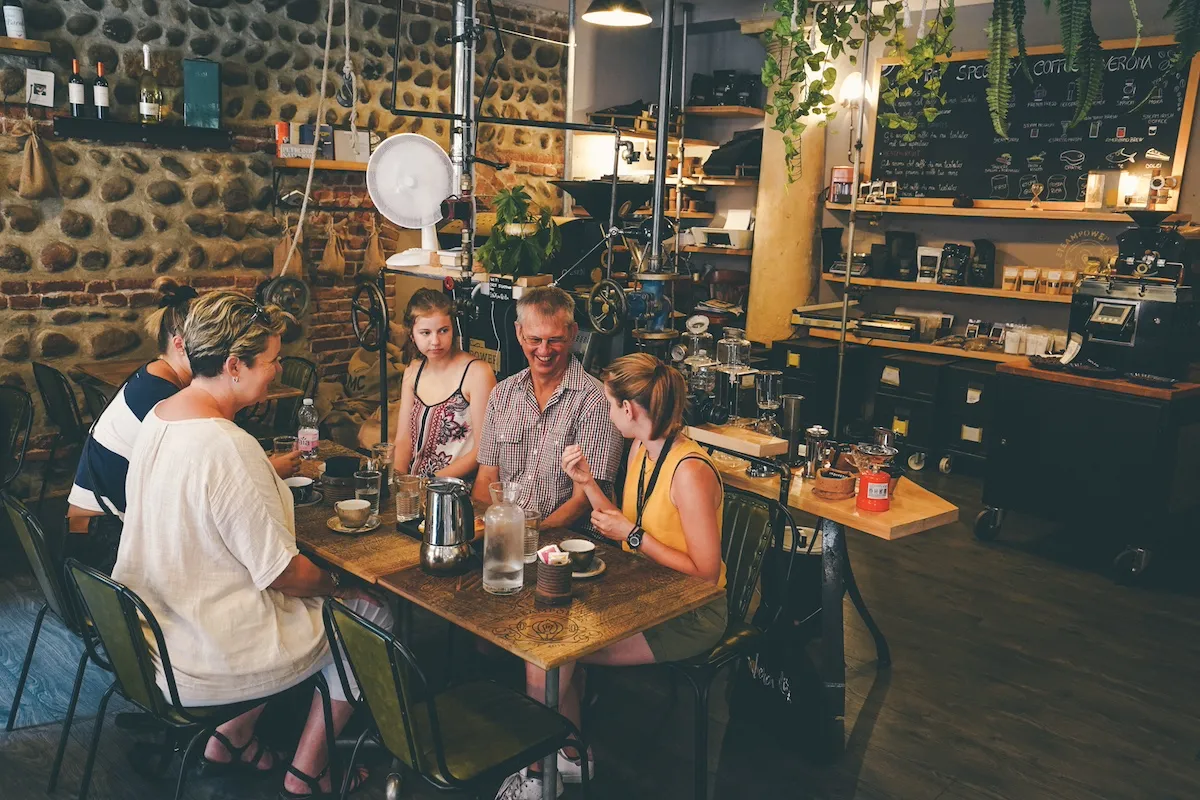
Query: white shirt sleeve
[{"left": 206, "top": 434, "right": 299, "bottom": 592}]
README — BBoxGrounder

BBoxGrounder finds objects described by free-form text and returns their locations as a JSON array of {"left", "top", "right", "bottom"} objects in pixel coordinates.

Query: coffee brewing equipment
[
  {"left": 421, "top": 478, "right": 476, "bottom": 575},
  {"left": 716, "top": 326, "right": 756, "bottom": 426},
  {"left": 746, "top": 370, "right": 783, "bottom": 478},
  {"left": 781, "top": 394, "right": 805, "bottom": 467},
  {"left": 804, "top": 425, "right": 831, "bottom": 479},
  {"left": 851, "top": 444, "right": 898, "bottom": 512}
]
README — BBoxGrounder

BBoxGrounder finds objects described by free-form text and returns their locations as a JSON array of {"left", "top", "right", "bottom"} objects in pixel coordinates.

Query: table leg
[
  {"left": 542, "top": 667, "right": 560, "bottom": 800},
  {"left": 394, "top": 597, "right": 413, "bottom": 645},
  {"left": 817, "top": 517, "right": 846, "bottom": 755},
  {"left": 841, "top": 535, "right": 891, "bottom": 668}
]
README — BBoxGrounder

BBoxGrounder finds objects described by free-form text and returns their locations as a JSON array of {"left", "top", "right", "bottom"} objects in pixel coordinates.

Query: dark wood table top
[
  {"left": 998, "top": 359, "right": 1200, "bottom": 401},
  {"left": 377, "top": 529, "right": 726, "bottom": 671},
  {"left": 75, "top": 358, "right": 304, "bottom": 402}
]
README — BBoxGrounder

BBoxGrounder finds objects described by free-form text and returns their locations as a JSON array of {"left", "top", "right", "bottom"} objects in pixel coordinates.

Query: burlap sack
[
  {"left": 13, "top": 121, "right": 56, "bottom": 200},
  {"left": 273, "top": 223, "right": 304, "bottom": 278},
  {"left": 361, "top": 216, "right": 387, "bottom": 278},
  {"left": 318, "top": 219, "right": 346, "bottom": 278}
]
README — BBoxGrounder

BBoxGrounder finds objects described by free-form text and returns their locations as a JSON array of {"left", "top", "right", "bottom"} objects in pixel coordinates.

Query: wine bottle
[
  {"left": 3, "top": 0, "right": 25, "bottom": 40},
  {"left": 69, "top": 59, "right": 85, "bottom": 118},
  {"left": 139, "top": 44, "right": 159, "bottom": 124},
  {"left": 93, "top": 62, "right": 109, "bottom": 121}
]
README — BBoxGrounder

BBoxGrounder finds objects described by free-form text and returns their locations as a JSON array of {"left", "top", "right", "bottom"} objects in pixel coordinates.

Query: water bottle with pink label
[{"left": 297, "top": 398, "right": 319, "bottom": 460}]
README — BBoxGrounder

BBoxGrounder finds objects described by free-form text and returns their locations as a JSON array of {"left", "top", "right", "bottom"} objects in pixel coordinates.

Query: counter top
[{"left": 997, "top": 359, "right": 1200, "bottom": 401}]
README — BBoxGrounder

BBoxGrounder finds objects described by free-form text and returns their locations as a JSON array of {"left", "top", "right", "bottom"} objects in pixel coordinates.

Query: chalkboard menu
[{"left": 868, "top": 38, "right": 1197, "bottom": 206}]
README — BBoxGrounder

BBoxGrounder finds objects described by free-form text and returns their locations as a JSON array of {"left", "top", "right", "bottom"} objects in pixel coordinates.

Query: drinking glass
[
  {"left": 522, "top": 508, "right": 540, "bottom": 564},
  {"left": 354, "top": 470, "right": 382, "bottom": 521},
  {"left": 273, "top": 435, "right": 297, "bottom": 455},
  {"left": 393, "top": 474, "right": 422, "bottom": 523},
  {"left": 371, "top": 442, "right": 395, "bottom": 497}
]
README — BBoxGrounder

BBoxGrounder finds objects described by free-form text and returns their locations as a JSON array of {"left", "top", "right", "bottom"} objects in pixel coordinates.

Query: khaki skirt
[{"left": 643, "top": 596, "right": 729, "bottom": 663}]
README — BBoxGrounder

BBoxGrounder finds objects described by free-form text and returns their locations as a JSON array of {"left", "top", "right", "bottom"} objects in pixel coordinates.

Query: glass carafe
[
  {"left": 716, "top": 327, "right": 750, "bottom": 368},
  {"left": 483, "top": 482, "right": 525, "bottom": 595}
]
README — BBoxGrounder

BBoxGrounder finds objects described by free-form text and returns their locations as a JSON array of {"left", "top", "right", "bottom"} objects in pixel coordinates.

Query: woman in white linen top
[{"left": 114, "top": 291, "right": 386, "bottom": 798}]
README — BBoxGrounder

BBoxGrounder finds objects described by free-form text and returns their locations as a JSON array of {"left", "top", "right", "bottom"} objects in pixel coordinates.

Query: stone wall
[{"left": 0, "top": 0, "right": 568, "bottom": 471}]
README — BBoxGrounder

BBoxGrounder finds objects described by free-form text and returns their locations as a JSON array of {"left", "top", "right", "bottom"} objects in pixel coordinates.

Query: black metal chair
[
  {"left": 274, "top": 356, "right": 317, "bottom": 434},
  {"left": 64, "top": 560, "right": 341, "bottom": 800},
  {"left": 31, "top": 362, "right": 88, "bottom": 511},
  {"left": 3, "top": 494, "right": 90, "bottom": 792},
  {"left": 76, "top": 378, "right": 115, "bottom": 423},
  {"left": 667, "top": 487, "right": 801, "bottom": 800},
  {"left": 0, "top": 385, "right": 33, "bottom": 491},
  {"left": 323, "top": 599, "right": 590, "bottom": 799}
]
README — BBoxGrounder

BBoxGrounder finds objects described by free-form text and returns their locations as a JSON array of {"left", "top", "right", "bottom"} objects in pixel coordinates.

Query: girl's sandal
[{"left": 278, "top": 763, "right": 369, "bottom": 799}]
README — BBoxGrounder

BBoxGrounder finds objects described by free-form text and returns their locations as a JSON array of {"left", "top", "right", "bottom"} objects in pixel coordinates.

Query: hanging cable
[{"left": 477, "top": 0, "right": 506, "bottom": 122}]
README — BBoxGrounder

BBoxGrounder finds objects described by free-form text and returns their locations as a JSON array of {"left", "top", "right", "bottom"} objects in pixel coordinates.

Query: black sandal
[
  {"left": 199, "top": 730, "right": 276, "bottom": 776},
  {"left": 279, "top": 763, "right": 369, "bottom": 799}
]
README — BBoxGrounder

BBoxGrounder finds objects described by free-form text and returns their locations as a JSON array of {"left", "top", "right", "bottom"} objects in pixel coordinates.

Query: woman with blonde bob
[
  {"left": 495, "top": 353, "right": 726, "bottom": 800},
  {"left": 114, "top": 291, "right": 388, "bottom": 798}
]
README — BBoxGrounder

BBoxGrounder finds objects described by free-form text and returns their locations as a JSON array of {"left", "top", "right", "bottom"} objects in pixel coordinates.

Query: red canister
[{"left": 856, "top": 469, "right": 891, "bottom": 511}]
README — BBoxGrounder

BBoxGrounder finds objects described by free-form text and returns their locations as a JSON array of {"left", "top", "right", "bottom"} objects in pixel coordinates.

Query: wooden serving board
[{"left": 686, "top": 424, "right": 789, "bottom": 458}]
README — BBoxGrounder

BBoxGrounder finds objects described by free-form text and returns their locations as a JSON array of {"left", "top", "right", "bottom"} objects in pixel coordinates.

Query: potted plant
[{"left": 476, "top": 186, "right": 562, "bottom": 277}]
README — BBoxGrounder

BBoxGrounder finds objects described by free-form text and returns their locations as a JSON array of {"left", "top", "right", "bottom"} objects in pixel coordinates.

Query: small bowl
[
  {"left": 559, "top": 539, "right": 596, "bottom": 572},
  {"left": 285, "top": 476, "right": 314, "bottom": 504},
  {"left": 325, "top": 455, "right": 361, "bottom": 479},
  {"left": 335, "top": 499, "right": 371, "bottom": 528}
]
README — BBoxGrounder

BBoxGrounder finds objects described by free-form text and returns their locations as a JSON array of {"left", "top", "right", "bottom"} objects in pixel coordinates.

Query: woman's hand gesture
[{"left": 561, "top": 444, "right": 594, "bottom": 486}]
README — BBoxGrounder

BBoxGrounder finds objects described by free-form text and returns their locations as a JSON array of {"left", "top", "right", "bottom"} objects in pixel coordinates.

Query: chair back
[
  {"left": 274, "top": 357, "right": 316, "bottom": 434},
  {"left": 77, "top": 379, "right": 115, "bottom": 423},
  {"left": 0, "top": 385, "right": 33, "bottom": 489},
  {"left": 721, "top": 487, "right": 778, "bottom": 623},
  {"left": 324, "top": 600, "right": 445, "bottom": 778},
  {"left": 31, "top": 362, "right": 86, "bottom": 441},
  {"left": 65, "top": 560, "right": 175, "bottom": 717},
  {"left": 3, "top": 494, "right": 77, "bottom": 630}
]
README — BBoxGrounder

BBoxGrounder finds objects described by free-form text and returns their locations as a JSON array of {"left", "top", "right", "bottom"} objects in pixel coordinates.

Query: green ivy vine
[{"left": 878, "top": 0, "right": 957, "bottom": 142}]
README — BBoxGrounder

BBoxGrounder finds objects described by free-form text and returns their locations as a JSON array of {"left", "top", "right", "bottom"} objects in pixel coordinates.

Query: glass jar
[
  {"left": 717, "top": 326, "right": 750, "bottom": 367},
  {"left": 483, "top": 482, "right": 525, "bottom": 595}
]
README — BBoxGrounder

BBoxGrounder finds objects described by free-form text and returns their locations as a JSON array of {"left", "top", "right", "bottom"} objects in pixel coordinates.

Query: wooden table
[
  {"left": 75, "top": 358, "right": 305, "bottom": 402},
  {"left": 378, "top": 530, "right": 724, "bottom": 799},
  {"left": 708, "top": 445, "right": 958, "bottom": 753}
]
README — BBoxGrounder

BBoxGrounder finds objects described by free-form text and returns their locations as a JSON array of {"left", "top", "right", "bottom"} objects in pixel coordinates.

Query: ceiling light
[{"left": 582, "top": 0, "right": 653, "bottom": 27}]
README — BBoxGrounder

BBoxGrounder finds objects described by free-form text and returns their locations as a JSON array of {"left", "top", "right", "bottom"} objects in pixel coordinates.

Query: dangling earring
[{"left": 232, "top": 376, "right": 239, "bottom": 384}]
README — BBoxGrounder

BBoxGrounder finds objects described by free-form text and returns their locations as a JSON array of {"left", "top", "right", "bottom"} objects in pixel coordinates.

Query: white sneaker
[
  {"left": 494, "top": 769, "right": 564, "bottom": 799},
  {"left": 556, "top": 749, "right": 595, "bottom": 784}
]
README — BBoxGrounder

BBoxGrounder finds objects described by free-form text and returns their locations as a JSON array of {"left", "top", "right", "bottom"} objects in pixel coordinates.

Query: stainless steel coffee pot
[{"left": 421, "top": 478, "right": 475, "bottom": 575}]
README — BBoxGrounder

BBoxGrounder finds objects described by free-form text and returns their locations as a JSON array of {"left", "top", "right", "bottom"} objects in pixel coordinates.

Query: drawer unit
[
  {"left": 872, "top": 393, "right": 940, "bottom": 450},
  {"left": 941, "top": 360, "right": 996, "bottom": 427},
  {"left": 873, "top": 353, "right": 953, "bottom": 402}
]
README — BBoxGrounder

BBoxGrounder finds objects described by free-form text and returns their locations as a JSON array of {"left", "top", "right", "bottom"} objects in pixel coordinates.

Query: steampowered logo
[{"left": 1056, "top": 230, "right": 1116, "bottom": 271}]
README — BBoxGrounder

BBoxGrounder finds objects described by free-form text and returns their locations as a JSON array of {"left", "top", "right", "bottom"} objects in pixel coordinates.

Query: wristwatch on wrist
[{"left": 627, "top": 525, "right": 644, "bottom": 550}]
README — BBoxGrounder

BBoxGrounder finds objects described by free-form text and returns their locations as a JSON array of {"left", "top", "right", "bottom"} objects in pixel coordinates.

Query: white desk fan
[{"left": 366, "top": 133, "right": 455, "bottom": 267}]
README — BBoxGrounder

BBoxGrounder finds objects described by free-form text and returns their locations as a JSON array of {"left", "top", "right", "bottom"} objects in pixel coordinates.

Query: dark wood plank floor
[{"left": 3, "top": 475, "right": 1200, "bottom": 799}]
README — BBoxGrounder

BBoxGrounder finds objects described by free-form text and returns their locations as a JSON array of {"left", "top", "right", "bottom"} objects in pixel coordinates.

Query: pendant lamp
[{"left": 582, "top": 0, "right": 653, "bottom": 27}]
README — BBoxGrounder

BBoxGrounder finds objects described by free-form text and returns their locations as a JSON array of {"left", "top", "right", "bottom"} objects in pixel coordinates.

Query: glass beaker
[
  {"left": 483, "top": 482, "right": 525, "bottom": 595},
  {"left": 716, "top": 326, "right": 750, "bottom": 367},
  {"left": 754, "top": 370, "right": 783, "bottom": 436}
]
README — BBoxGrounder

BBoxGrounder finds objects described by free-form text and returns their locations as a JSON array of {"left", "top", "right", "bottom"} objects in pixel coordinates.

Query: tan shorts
[{"left": 643, "top": 596, "right": 728, "bottom": 663}]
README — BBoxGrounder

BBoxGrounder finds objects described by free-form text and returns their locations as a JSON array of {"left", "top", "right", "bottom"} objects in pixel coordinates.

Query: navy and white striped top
[{"left": 69, "top": 364, "right": 180, "bottom": 518}]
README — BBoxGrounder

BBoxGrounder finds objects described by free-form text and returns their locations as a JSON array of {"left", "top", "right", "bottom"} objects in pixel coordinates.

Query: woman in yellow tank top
[{"left": 496, "top": 353, "right": 726, "bottom": 799}]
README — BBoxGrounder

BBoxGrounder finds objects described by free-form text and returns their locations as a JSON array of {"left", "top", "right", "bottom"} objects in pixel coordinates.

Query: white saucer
[
  {"left": 294, "top": 491, "right": 324, "bottom": 508},
  {"left": 326, "top": 515, "right": 380, "bottom": 535},
  {"left": 573, "top": 557, "right": 606, "bottom": 579}
]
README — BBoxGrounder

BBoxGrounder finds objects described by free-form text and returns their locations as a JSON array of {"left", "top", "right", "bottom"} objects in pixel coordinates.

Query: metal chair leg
[
  {"left": 173, "top": 727, "right": 207, "bottom": 800},
  {"left": 6, "top": 603, "right": 48, "bottom": 731},
  {"left": 47, "top": 648, "right": 89, "bottom": 791},
  {"left": 575, "top": 735, "right": 591, "bottom": 798},
  {"left": 36, "top": 433, "right": 60, "bottom": 513},
  {"left": 78, "top": 684, "right": 116, "bottom": 800},
  {"left": 315, "top": 675, "right": 340, "bottom": 795},
  {"left": 339, "top": 729, "right": 370, "bottom": 800},
  {"left": 677, "top": 670, "right": 712, "bottom": 800}
]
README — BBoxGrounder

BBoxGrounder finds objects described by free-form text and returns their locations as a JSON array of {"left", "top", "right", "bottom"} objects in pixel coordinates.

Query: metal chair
[
  {"left": 64, "top": 560, "right": 340, "bottom": 800},
  {"left": 0, "top": 385, "right": 33, "bottom": 491},
  {"left": 76, "top": 378, "right": 115, "bottom": 423},
  {"left": 274, "top": 356, "right": 317, "bottom": 434},
  {"left": 3, "top": 494, "right": 89, "bottom": 792},
  {"left": 31, "top": 362, "right": 88, "bottom": 511},
  {"left": 667, "top": 487, "right": 801, "bottom": 800},
  {"left": 323, "top": 599, "right": 591, "bottom": 799}
]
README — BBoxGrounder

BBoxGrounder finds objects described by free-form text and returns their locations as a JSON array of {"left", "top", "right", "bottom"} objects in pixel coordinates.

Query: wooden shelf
[
  {"left": 667, "top": 176, "right": 758, "bottom": 187},
  {"left": 684, "top": 246, "right": 752, "bottom": 256},
  {"left": 274, "top": 158, "right": 369, "bottom": 172},
  {"left": 824, "top": 276, "right": 1072, "bottom": 304},
  {"left": 806, "top": 327, "right": 1023, "bottom": 363},
  {"left": 577, "top": 129, "right": 718, "bottom": 148},
  {"left": 53, "top": 117, "right": 232, "bottom": 150},
  {"left": 0, "top": 37, "right": 50, "bottom": 57},
  {"left": 825, "top": 203, "right": 1137, "bottom": 223},
  {"left": 684, "top": 105, "right": 765, "bottom": 119},
  {"left": 633, "top": 209, "right": 715, "bottom": 219}
]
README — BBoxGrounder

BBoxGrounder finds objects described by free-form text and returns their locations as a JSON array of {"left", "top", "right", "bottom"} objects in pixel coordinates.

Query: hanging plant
[
  {"left": 878, "top": 0, "right": 957, "bottom": 143},
  {"left": 476, "top": 186, "right": 561, "bottom": 277}
]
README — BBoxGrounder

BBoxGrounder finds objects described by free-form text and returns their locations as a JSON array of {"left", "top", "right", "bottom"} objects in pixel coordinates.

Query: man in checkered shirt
[{"left": 474, "top": 286, "right": 623, "bottom": 530}]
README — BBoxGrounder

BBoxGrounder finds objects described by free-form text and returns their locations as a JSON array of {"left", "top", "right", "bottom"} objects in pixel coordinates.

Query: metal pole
[
  {"left": 647, "top": 0, "right": 676, "bottom": 273},
  {"left": 675, "top": 5, "right": 690, "bottom": 226},
  {"left": 831, "top": 9, "right": 871, "bottom": 438},
  {"left": 451, "top": 0, "right": 477, "bottom": 275},
  {"left": 563, "top": 0, "right": 577, "bottom": 215}
]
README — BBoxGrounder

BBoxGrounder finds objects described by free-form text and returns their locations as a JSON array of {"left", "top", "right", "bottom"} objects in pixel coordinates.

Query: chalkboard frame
[{"left": 864, "top": 36, "right": 1200, "bottom": 213}]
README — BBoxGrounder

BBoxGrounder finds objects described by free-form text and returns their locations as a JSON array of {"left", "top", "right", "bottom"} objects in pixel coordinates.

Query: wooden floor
[{"left": 3, "top": 474, "right": 1200, "bottom": 800}]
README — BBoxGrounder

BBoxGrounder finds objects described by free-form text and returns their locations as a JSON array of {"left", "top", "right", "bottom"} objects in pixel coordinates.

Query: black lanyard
[{"left": 635, "top": 433, "right": 676, "bottom": 528}]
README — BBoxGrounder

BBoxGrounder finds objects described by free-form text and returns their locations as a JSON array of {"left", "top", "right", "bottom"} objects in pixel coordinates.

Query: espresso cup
[
  {"left": 285, "top": 476, "right": 314, "bottom": 504},
  {"left": 335, "top": 499, "right": 371, "bottom": 528},
  {"left": 559, "top": 538, "right": 596, "bottom": 572}
]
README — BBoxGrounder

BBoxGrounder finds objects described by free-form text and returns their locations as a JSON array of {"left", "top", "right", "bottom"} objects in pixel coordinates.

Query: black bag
[{"left": 702, "top": 129, "right": 763, "bottom": 176}]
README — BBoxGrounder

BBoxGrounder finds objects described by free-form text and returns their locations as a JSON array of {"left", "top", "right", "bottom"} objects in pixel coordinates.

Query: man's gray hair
[{"left": 515, "top": 285, "right": 577, "bottom": 325}]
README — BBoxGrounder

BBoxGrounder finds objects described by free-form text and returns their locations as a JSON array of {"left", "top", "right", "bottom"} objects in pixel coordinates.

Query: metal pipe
[
  {"left": 647, "top": 0, "right": 676, "bottom": 272},
  {"left": 563, "top": 0, "right": 577, "bottom": 215},
  {"left": 832, "top": 8, "right": 871, "bottom": 438},
  {"left": 450, "top": 0, "right": 476, "bottom": 195},
  {"left": 606, "top": 133, "right": 622, "bottom": 278},
  {"left": 675, "top": 5, "right": 690, "bottom": 225}
]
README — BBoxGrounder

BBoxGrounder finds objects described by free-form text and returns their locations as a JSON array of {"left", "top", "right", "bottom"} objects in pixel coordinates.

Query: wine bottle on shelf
[
  {"left": 139, "top": 44, "right": 160, "bottom": 124},
  {"left": 3, "top": 0, "right": 25, "bottom": 40},
  {"left": 69, "top": 59, "right": 85, "bottom": 118},
  {"left": 93, "top": 62, "right": 109, "bottom": 120}
]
